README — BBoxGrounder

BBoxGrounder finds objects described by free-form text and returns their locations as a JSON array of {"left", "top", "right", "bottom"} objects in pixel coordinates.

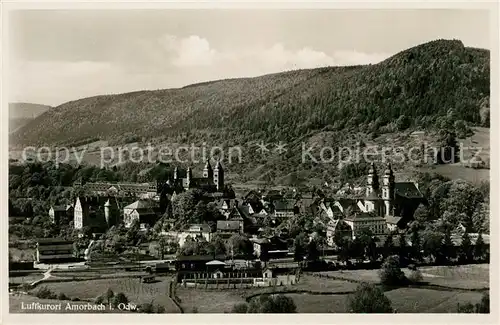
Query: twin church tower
[{"left": 365, "top": 162, "right": 395, "bottom": 217}]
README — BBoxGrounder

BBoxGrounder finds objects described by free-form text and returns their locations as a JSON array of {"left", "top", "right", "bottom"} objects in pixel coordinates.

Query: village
[{"left": 9, "top": 159, "right": 490, "bottom": 299}]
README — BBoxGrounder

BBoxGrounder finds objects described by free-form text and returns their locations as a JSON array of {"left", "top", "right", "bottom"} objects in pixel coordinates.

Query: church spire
[{"left": 203, "top": 158, "right": 213, "bottom": 179}]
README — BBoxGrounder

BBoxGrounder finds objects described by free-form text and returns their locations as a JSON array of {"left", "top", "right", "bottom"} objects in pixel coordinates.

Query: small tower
[
  {"left": 203, "top": 159, "right": 213, "bottom": 179},
  {"left": 382, "top": 163, "right": 395, "bottom": 217},
  {"left": 366, "top": 162, "right": 379, "bottom": 197},
  {"left": 186, "top": 166, "right": 193, "bottom": 189},
  {"left": 173, "top": 167, "right": 178, "bottom": 180},
  {"left": 104, "top": 199, "right": 111, "bottom": 226},
  {"left": 213, "top": 160, "right": 225, "bottom": 192}
]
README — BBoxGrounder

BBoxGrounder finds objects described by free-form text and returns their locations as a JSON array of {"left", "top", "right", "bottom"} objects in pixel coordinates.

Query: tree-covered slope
[
  {"left": 8, "top": 103, "right": 52, "bottom": 133},
  {"left": 11, "top": 39, "right": 489, "bottom": 146}
]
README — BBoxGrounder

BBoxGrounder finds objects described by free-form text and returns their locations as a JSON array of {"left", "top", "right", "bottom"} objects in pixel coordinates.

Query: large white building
[{"left": 161, "top": 224, "right": 212, "bottom": 248}]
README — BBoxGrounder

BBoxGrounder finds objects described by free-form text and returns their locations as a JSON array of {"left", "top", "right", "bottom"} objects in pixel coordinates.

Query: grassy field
[
  {"left": 316, "top": 264, "right": 489, "bottom": 290},
  {"left": 284, "top": 293, "right": 349, "bottom": 313},
  {"left": 418, "top": 127, "right": 490, "bottom": 184},
  {"left": 286, "top": 288, "right": 485, "bottom": 313},
  {"left": 417, "top": 264, "right": 490, "bottom": 289},
  {"left": 386, "top": 288, "right": 485, "bottom": 313},
  {"left": 176, "top": 265, "right": 489, "bottom": 313},
  {"left": 35, "top": 276, "right": 180, "bottom": 313},
  {"left": 175, "top": 274, "right": 358, "bottom": 313}
]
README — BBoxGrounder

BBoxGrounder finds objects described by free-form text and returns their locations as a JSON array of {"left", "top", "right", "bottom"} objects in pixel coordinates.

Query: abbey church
[
  {"left": 159, "top": 159, "right": 226, "bottom": 195},
  {"left": 362, "top": 162, "right": 424, "bottom": 225}
]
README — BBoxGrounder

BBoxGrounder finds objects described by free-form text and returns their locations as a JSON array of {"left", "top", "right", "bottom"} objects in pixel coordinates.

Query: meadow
[
  {"left": 316, "top": 263, "right": 490, "bottom": 290},
  {"left": 32, "top": 276, "right": 180, "bottom": 313},
  {"left": 176, "top": 264, "right": 489, "bottom": 313}
]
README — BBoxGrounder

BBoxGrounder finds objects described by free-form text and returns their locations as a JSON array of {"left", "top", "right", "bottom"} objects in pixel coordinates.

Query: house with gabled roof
[
  {"left": 123, "top": 199, "right": 160, "bottom": 228},
  {"left": 216, "top": 220, "right": 243, "bottom": 236},
  {"left": 49, "top": 204, "right": 74, "bottom": 225},
  {"left": 73, "top": 196, "right": 111, "bottom": 232},
  {"left": 273, "top": 199, "right": 297, "bottom": 218}
]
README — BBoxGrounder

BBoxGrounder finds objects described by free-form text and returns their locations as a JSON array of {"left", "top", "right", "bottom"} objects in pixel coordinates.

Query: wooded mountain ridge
[{"left": 10, "top": 39, "right": 489, "bottom": 147}]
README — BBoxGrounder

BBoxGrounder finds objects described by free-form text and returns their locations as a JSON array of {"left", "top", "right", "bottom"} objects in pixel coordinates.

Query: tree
[
  {"left": 413, "top": 204, "right": 431, "bottom": 223},
  {"left": 356, "top": 227, "right": 377, "bottom": 262},
  {"left": 208, "top": 233, "right": 227, "bottom": 256},
  {"left": 293, "top": 233, "right": 308, "bottom": 262},
  {"left": 348, "top": 283, "right": 393, "bottom": 313},
  {"left": 379, "top": 255, "right": 407, "bottom": 286},
  {"left": 226, "top": 234, "right": 252, "bottom": 258},
  {"left": 247, "top": 294, "right": 297, "bottom": 313},
  {"left": 111, "top": 292, "right": 129, "bottom": 308},
  {"left": 472, "top": 201, "right": 489, "bottom": 233},
  {"left": 382, "top": 233, "right": 395, "bottom": 258},
  {"left": 477, "top": 293, "right": 489, "bottom": 313},
  {"left": 474, "top": 232, "right": 486, "bottom": 261},
  {"left": 307, "top": 238, "right": 320, "bottom": 261},
  {"left": 105, "top": 288, "right": 114, "bottom": 304},
  {"left": 126, "top": 219, "right": 141, "bottom": 245},
  {"left": 232, "top": 303, "right": 249, "bottom": 313},
  {"left": 441, "top": 180, "right": 484, "bottom": 230},
  {"left": 436, "top": 130, "right": 459, "bottom": 164},
  {"left": 410, "top": 229, "right": 422, "bottom": 261},
  {"left": 171, "top": 190, "right": 205, "bottom": 228},
  {"left": 441, "top": 226, "right": 455, "bottom": 262},
  {"left": 459, "top": 230, "right": 472, "bottom": 263},
  {"left": 398, "top": 232, "right": 407, "bottom": 263},
  {"left": 157, "top": 237, "right": 168, "bottom": 259},
  {"left": 457, "top": 293, "right": 489, "bottom": 313},
  {"left": 422, "top": 230, "right": 443, "bottom": 263},
  {"left": 334, "top": 234, "right": 352, "bottom": 264}
]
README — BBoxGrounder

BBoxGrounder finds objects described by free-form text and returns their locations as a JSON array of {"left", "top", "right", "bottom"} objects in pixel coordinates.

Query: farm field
[{"left": 35, "top": 276, "right": 180, "bottom": 313}]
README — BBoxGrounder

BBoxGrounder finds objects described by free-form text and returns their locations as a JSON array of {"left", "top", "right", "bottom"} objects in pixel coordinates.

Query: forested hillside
[
  {"left": 8, "top": 103, "right": 52, "bottom": 133},
  {"left": 11, "top": 39, "right": 489, "bottom": 147}
]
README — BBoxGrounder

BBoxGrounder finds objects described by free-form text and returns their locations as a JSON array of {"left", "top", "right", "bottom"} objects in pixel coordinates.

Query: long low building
[{"left": 36, "top": 238, "right": 75, "bottom": 263}]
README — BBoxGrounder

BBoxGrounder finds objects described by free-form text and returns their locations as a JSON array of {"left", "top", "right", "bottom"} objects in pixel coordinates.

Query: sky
[{"left": 8, "top": 9, "right": 490, "bottom": 106}]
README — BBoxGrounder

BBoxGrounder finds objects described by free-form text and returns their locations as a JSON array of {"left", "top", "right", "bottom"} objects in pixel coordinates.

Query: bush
[
  {"left": 232, "top": 303, "right": 249, "bottom": 313},
  {"left": 379, "top": 255, "right": 407, "bottom": 286},
  {"left": 111, "top": 292, "right": 128, "bottom": 308},
  {"left": 348, "top": 282, "right": 393, "bottom": 313},
  {"left": 57, "top": 292, "right": 70, "bottom": 301},
  {"left": 247, "top": 294, "right": 297, "bottom": 313},
  {"left": 71, "top": 297, "right": 80, "bottom": 301},
  {"left": 139, "top": 303, "right": 155, "bottom": 313},
  {"left": 457, "top": 302, "right": 475, "bottom": 313},
  {"left": 35, "top": 287, "right": 56, "bottom": 299},
  {"left": 105, "top": 288, "right": 115, "bottom": 304}
]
